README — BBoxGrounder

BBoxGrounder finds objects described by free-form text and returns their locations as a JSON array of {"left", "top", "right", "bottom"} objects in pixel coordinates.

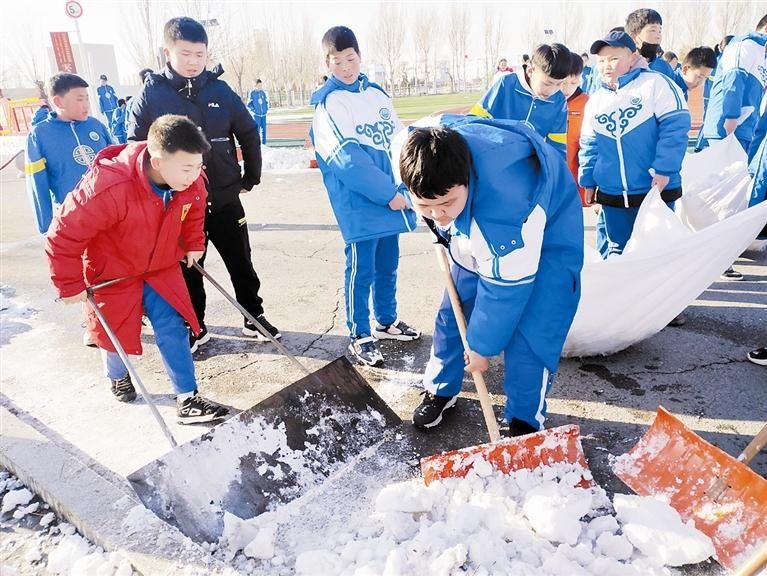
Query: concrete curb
[{"left": 0, "top": 395, "right": 232, "bottom": 575}]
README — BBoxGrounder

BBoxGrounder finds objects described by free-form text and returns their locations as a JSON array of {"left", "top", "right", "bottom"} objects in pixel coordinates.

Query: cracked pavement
[{"left": 1, "top": 170, "right": 765, "bottom": 575}]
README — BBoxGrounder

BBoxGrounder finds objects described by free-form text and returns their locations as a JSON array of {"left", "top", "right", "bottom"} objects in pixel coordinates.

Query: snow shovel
[
  {"left": 420, "top": 242, "right": 590, "bottom": 485},
  {"left": 127, "top": 264, "right": 403, "bottom": 543},
  {"left": 614, "top": 406, "right": 767, "bottom": 572}
]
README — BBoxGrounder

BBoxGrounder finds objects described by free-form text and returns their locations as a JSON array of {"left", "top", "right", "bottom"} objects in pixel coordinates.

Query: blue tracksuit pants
[
  {"left": 423, "top": 265, "right": 554, "bottom": 430},
  {"left": 597, "top": 201, "right": 675, "bottom": 258},
  {"left": 254, "top": 115, "right": 267, "bottom": 145},
  {"left": 102, "top": 282, "right": 197, "bottom": 394},
  {"left": 344, "top": 234, "right": 400, "bottom": 338}
]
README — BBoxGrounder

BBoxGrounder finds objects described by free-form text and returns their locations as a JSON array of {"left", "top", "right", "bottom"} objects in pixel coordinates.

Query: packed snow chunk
[
  {"left": 375, "top": 480, "right": 438, "bottom": 514},
  {"left": 46, "top": 534, "right": 91, "bottom": 574},
  {"left": 595, "top": 531, "right": 634, "bottom": 561},
  {"left": 24, "top": 542, "right": 42, "bottom": 564},
  {"left": 522, "top": 483, "right": 593, "bottom": 545},
  {"left": 294, "top": 549, "right": 341, "bottom": 575},
  {"left": 12, "top": 501, "right": 39, "bottom": 519},
  {"left": 1, "top": 488, "right": 33, "bottom": 514},
  {"left": 39, "top": 511, "right": 56, "bottom": 527},
  {"left": 261, "top": 146, "right": 314, "bottom": 171},
  {"left": 614, "top": 493, "right": 715, "bottom": 566},
  {"left": 221, "top": 512, "right": 261, "bottom": 553},
  {"left": 243, "top": 522, "right": 278, "bottom": 560}
]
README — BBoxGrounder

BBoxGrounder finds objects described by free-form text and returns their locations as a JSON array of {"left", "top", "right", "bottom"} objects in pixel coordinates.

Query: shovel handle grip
[
  {"left": 734, "top": 539, "right": 767, "bottom": 576},
  {"left": 740, "top": 420, "right": 767, "bottom": 466},
  {"left": 434, "top": 244, "right": 500, "bottom": 443}
]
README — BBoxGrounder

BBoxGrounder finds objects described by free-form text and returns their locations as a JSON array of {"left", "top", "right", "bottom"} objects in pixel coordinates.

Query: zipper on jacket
[
  {"left": 524, "top": 100, "right": 536, "bottom": 128},
  {"left": 69, "top": 122, "right": 91, "bottom": 167},
  {"left": 186, "top": 79, "right": 192, "bottom": 98},
  {"left": 612, "top": 92, "right": 630, "bottom": 207}
]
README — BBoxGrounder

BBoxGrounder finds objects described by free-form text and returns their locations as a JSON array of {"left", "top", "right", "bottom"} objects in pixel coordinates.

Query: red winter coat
[{"left": 45, "top": 142, "right": 207, "bottom": 354}]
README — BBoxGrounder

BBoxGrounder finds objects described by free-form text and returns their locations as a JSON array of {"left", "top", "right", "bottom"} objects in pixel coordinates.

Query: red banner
[{"left": 51, "top": 32, "right": 77, "bottom": 74}]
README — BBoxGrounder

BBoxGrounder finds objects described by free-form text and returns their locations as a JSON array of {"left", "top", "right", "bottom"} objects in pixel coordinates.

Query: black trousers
[{"left": 182, "top": 198, "right": 264, "bottom": 326}]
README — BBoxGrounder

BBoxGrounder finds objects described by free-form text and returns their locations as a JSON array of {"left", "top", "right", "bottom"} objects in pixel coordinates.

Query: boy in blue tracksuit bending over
[
  {"left": 311, "top": 26, "right": 420, "bottom": 367},
  {"left": 247, "top": 79, "right": 269, "bottom": 145},
  {"left": 700, "top": 15, "right": 767, "bottom": 153},
  {"left": 111, "top": 98, "right": 128, "bottom": 144},
  {"left": 470, "top": 43, "right": 570, "bottom": 156},
  {"left": 26, "top": 73, "right": 112, "bottom": 234},
  {"left": 579, "top": 31, "right": 690, "bottom": 259},
  {"left": 399, "top": 116, "right": 583, "bottom": 436}
]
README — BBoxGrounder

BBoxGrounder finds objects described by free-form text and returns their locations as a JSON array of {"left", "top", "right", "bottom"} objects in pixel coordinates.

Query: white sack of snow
[
  {"left": 613, "top": 494, "right": 715, "bottom": 566},
  {"left": 1, "top": 488, "right": 33, "bottom": 514}
]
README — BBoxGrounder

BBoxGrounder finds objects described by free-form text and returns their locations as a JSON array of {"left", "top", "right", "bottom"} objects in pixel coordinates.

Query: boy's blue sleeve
[
  {"left": 246, "top": 90, "right": 256, "bottom": 115},
  {"left": 578, "top": 99, "right": 598, "bottom": 188},
  {"left": 546, "top": 102, "right": 567, "bottom": 157},
  {"left": 718, "top": 70, "right": 747, "bottom": 120},
  {"left": 25, "top": 130, "right": 53, "bottom": 234},
  {"left": 652, "top": 78, "right": 691, "bottom": 177},
  {"left": 312, "top": 101, "right": 398, "bottom": 205},
  {"left": 469, "top": 77, "right": 504, "bottom": 118},
  {"left": 467, "top": 280, "right": 536, "bottom": 357}
]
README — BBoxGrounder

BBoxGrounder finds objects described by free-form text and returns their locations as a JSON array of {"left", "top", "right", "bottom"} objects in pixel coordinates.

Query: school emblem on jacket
[
  {"left": 180, "top": 203, "right": 192, "bottom": 221},
  {"left": 355, "top": 120, "right": 395, "bottom": 148},
  {"left": 72, "top": 144, "right": 96, "bottom": 166},
  {"left": 379, "top": 108, "right": 391, "bottom": 120},
  {"left": 595, "top": 103, "right": 643, "bottom": 136},
  {"left": 89, "top": 131, "right": 100, "bottom": 142}
]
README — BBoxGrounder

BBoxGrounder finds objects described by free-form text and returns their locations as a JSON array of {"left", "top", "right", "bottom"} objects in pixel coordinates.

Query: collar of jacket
[
  {"left": 46, "top": 111, "right": 84, "bottom": 126},
  {"left": 161, "top": 64, "right": 223, "bottom": 96},
  {"left": 602, "top": 56, "right": 648, "bottom": 91},
  {"left": 310, "top": 73, "right": 385, "bottom": 105},
  {"left": 516, "top": 68, "right": 557, "bottom": 103}
]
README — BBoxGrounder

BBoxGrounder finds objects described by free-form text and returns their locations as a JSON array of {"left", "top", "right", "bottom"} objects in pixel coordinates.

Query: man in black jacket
[{"left": 128, "top": 16, "right": 280, "bottom": 352}]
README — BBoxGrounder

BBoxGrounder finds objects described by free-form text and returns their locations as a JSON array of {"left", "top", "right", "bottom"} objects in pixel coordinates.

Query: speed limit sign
[{"left": 65, "top": 0, "right": 83, "bottom": 18}]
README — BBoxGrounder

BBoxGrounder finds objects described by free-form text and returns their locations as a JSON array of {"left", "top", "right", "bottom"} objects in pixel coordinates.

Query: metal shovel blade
[
  {"left": 613, "top": 407, "right": 767, "bottom": 571},
  {"left": 421, "top": 424, "right": 592, "bottom": 486},
  {"left": 127, "top": 357, "right": 401, "bottom": 543}
]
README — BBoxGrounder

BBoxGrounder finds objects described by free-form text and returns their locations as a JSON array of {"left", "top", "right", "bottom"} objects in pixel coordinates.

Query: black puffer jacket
[{"left": 128, "top": 64, "right": 261, "bottom": 213}]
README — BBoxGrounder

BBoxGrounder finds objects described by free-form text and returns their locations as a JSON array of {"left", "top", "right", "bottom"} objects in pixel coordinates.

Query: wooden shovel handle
[
  {"left": 434, "top": 244, "right": 500, "bottom": 442},
  {"left": 734, "top": 539, "right": 767, "bottom": 576},
  {"left": 740, "top": 420, "right": 767, "bottom": 466}
]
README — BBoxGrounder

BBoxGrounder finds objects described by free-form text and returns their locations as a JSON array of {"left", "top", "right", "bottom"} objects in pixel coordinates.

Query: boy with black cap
[{"left": 579, "top": 30, "right": 690, "bottom": 258}]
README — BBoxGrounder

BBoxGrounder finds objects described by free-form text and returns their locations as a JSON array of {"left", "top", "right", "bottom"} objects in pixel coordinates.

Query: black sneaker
[
  {"left": 348, "top": 336, "right": 384, "bottom": 367},
  {"left": 412, "top": 391, "right": 458, "bottom": 429},
  {"left": 190, "top": 325, "right": 211, "bottom": 353},
  {"left": 243, "top": 315, "right": 281, "bottom": 341},
  {"left": 747, "top": 347, "right": 767, "bottom": 366},
  {"left": 720, "top": 267, "right": 744, "bottom": 281},
  {"left": 177, "top": 392, "right": 229, "bottom": 424},
  {"left": 373, "top": 320, "right": 421, "bottom": 341},
  {"left": 503, "top": 418, "right": 539, "bottom": 438},
  {"left": 110, "top": 375, "right": 137, "bottom": 403}
]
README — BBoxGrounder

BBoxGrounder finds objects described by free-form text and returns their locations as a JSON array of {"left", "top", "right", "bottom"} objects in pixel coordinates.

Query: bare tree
[
  {"left": 482, "top": 4, "right": 504, "bottom": 87},
  {"left": 685, "top": 1, "right": 711, "bottom": 47},
  {"left": 557, "top": 0, "right": 584, "bottom": 49},
  {"left": 372, "top": 2, "right": 406, "bottom": 93},
  {"left": 413, "top": 6, "right": 436, "bottom": 94},
  {"left": 9, "top": 29, "right": 47, "bottom": 97},
  {"left": 121, "top": 0, "right": 167, "bottom": 71},
  {"left": 715, "top": 0, "right": 752, "bottom": 41},
  {"left": 447, "top": 4, "right": 470, "bottom": 92}
]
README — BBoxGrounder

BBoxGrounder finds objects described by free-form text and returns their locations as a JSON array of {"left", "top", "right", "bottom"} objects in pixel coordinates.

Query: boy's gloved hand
[
  {"left": 464, "top": 350, "right": 490, "bottom": 373},
  {"left": 388, "top": 194, "right": 409, "bottom": 211},
  {"left": 184, "top": 251, "right": 205, "bottom": 267},
  {"left": 58, "top": 291, "right": 86, "bottom": 304}
]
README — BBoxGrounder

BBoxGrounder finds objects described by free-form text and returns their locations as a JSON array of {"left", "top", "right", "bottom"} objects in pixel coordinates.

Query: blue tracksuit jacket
[
  {"left": 247, "top": 89, "right": 269, "bottom": 117},
  {"left": 97, "top": 84, "right": 118, "bottom": 114}
]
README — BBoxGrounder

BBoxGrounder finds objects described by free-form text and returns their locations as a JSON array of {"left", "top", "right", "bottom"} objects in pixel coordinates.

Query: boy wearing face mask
[
  {"left": 470, "top": 43, "right": 571, "bottom": 156},
  {"left": 625, "top": 9, "right": 675, "bottom": 79}
]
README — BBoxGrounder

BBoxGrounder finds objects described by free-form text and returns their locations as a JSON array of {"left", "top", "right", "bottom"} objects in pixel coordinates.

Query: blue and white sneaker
[
  {"left": 348, "top": 336, "right": 384, "bottom": 367},
  {"left": 373, "top": 320, "right": 421, "bottom": 341}
]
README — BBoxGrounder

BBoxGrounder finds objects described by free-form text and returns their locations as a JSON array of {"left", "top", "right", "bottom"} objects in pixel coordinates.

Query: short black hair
[
  {"left": 663, "top": 50, "right": 677, "bottom": 63},
  {"left": 522, "top": 54, "right": 530, "bottom": 62},
  {"left": 255, "top": 78, "right": 262, "bottom": 84},
  {"left": 399, "top": 126, "right": 472, "bottom": 200},
  {"left": 757, "top": 14, "right": 767, "bottom": 31},
  {"left": 530, "top": 43, "right": 572, "bottom": 80},
  {"left": 321, "top": 26, "right": 360, "bottom": 63},
  {"left": 715, "top": 35, "right": 734, "bottom": 56},
  {"left": 581, "top": 52, "right": 589, "bottom": 58},
  {"left": 147, "top": 114, "right": 211, "bottom": 155},
  {"left": 46, "top": 73, "right": 88, "bottom": 98},
  {"left": 139, "top": 68, "right": 153, "bottom": 83},
  {"left": 625, "top": 9, "right": 663, "bottom": 38},
  {"left": 569, "top": 51, "right": 584, "bottom": 77},
  {"left": 684, "top": 46, "right": 716, "bottom": 69},
  {"left": 164, "top": 17, "right": 208, "bottom": 47},
  {"left": 117, "top": 98, "right": 126, "bottom": 106}
]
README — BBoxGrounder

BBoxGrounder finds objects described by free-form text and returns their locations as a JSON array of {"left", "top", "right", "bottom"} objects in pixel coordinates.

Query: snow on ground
[
  {"left": 0, "top": 470, "right": 135, "bottom": 575},
  {"left": 211, "top": 460, "right": 717, "bottom": 576},
  {"left": 260, "top": 146, "right": 315, "bottom": 172}
]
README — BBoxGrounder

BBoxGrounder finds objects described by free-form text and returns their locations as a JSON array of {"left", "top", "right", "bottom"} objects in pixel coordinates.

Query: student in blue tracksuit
[
  {"left": 580, "top": 53, "right": 593, "bottom": 92},
  {"left": 399, "top": 116, "right": 583, "bottom": 436},
  {"left": 695, "top": 36, "right": 735, "bottom": 151},
  {"left": 247, "top": 79, "right": 269, "bottom": 145},
  {"left": 111, "top": 98, "right": 127, "bottom": 143},
  {"left": 97, "top": 74, "right": 119, "bottom": 130},
  {"left": 579, "top": 31, "right": 690, "bottom": 259},
  {"left": 470, "top": 43, "right": 570, "bottom": 156},
  {"left": 311, "top": 26, "right": 420, "bottom": 367},
  {"left": 672, "top": 47, "right": 716, "bottom": 101},
  {"left": 625, "top": 9, "right": 676, "bottom": 79},
  {"left": 26, "top": 73, "right": 112, "bottom": 234},
  {"left": 700, "top": 16, "right": 767, "bottom": 153}
]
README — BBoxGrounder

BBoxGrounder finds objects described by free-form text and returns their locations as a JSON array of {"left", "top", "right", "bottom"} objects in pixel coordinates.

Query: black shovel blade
[{"left": 127, "top": 357, "right": 401, "bottom": 543}]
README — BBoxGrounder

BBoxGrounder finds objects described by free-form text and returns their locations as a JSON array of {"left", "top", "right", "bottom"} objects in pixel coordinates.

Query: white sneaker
[{"left": 373, "top": 320, "right": 421, "bottom": 341}]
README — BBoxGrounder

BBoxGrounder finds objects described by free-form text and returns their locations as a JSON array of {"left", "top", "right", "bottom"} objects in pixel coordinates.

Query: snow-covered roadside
[
  {"left": 260, "top": 147, "right": 315, "bottom": 172},
  {"left": 0, "top": 470, "right": 135, "bottom": 576},
  {"left": 210, "top": 460, "right": 718, "bottom": 576}
]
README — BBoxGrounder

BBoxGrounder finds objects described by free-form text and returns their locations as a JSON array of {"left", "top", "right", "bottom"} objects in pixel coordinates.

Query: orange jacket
[{"left": 567, "top": 90, "right": 589, "bottom": 206}]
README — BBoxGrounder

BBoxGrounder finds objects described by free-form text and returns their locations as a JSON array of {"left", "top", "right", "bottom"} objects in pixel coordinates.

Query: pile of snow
[
  {"left": 216, "top": 461, "right": 715, "bottom": 575},
  {"left": 0, "top": 470, "right": 134, "bottom": 576},
  {"left": 260, "top": 146, "right": 314, "bottom": 171}
]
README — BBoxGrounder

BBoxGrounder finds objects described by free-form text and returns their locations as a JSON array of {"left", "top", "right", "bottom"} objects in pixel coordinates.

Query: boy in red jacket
[{"left": 46, "top": 114, "right": 228, "bottom": 424}]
